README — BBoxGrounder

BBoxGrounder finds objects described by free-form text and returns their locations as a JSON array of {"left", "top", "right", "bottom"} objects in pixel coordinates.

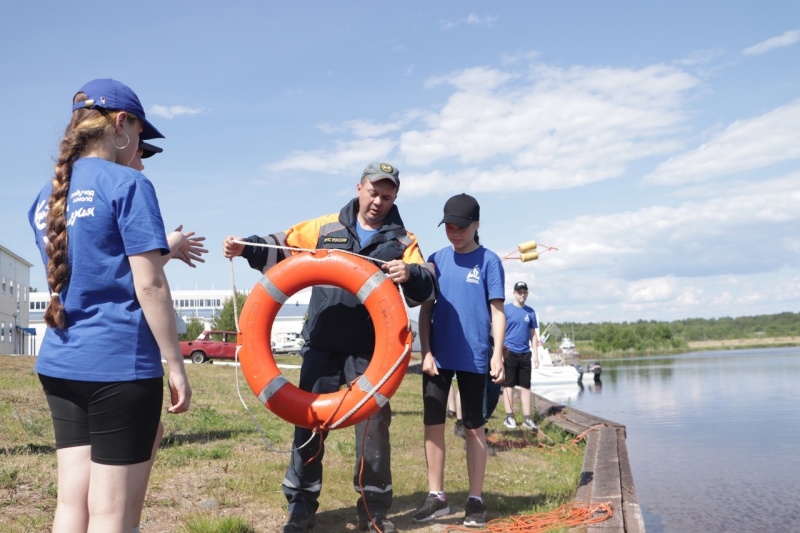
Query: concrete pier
[{"left": 532, "top": 393, "right": 646, "bottom": 533}]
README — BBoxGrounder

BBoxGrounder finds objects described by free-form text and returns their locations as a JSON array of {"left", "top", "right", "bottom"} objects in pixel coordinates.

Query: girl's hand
[
  {"left": 167, "top": 369, "right": 192, "bottom": 414},
  {"left": 422, "top": 351, "right": 439, "bottom": 376},
  {"left": 173, "top": 227, "right": 208, "bottom": 268},
  {"left": 489, "top": 353, "right": 505, "bottom": 384}
]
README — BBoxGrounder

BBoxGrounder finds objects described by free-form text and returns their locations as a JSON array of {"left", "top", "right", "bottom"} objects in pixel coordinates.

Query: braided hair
[{"left": 43, "top": 93, "right": 128, "bottom": 328}]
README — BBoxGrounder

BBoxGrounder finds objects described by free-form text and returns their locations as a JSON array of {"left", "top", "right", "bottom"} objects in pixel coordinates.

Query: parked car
[
  {"left": 180, "top": 330, "right": 238, "bottom": 364},
  {"left": 272, "top": 331, "right": 305, "bottom": 354}
]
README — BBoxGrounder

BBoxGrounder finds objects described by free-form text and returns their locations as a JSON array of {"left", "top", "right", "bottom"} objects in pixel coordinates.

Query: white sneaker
[
  {"left": 523, "top": 418, "right": 537, "bottom": 432},
  {"left": 503, "top": 415, "right": 517, "bottom": 429}
]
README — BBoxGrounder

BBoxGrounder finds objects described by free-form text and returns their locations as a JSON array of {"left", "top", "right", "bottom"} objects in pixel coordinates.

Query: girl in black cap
[{"left": 413, "top": 193, "right": 506, "bottom": 528}]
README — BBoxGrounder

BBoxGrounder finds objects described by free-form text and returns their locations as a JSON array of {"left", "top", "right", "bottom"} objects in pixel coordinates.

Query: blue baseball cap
[{"left": 71, "top": 78, "right": 164, "bottom": 140}]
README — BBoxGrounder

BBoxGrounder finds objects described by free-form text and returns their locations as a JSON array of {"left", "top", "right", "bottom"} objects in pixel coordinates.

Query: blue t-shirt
[
  {"left": 28, "top": 157, "right": 170, "bottom": 382},
  {"left": 355, "top": 224, "right": 379, "bottom": 247},
  {"left": 504, "top": 303, "right": 538, "bottom": 353},
  {"left": 428, "top": 245, "right": 505, "bottom": 373}
]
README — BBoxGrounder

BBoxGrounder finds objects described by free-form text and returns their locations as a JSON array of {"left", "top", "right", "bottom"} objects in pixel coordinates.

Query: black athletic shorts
[
  {"left": 503, "top": 350, "right": 532, "bottom": 389},
  {"left": 423, "top": 369, "right": 486, "bottom": 429},
  {"left": 39, "top": 374, "right": 163, "bottom": 465}
]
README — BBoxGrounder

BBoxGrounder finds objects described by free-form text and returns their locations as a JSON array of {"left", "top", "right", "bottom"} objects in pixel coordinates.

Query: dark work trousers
[
  {"left": 484, "top": 372, "right": 501, "bottom": 422},
  {"left": 282, "top": 345, "right": 393, "bottom": 518}
]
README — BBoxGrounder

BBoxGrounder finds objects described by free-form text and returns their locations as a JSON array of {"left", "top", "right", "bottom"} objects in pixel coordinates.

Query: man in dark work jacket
[{"left": 224, "top": 162, "right": 437, "bottom": 533}]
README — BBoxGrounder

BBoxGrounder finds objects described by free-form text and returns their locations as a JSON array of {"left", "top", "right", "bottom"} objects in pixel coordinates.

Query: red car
[{"left": 180, "top": 330, "right": 238, "bottom": 364}]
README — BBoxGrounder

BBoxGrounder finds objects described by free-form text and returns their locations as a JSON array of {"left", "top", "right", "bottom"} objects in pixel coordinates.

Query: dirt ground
[{"left": 136, "top": 501, "right": 471, "bottom": 533}]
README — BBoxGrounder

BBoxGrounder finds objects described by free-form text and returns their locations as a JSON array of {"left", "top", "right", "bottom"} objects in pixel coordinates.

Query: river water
[{"left": 536, "top": 347, "right": 800, "bottom": 533}]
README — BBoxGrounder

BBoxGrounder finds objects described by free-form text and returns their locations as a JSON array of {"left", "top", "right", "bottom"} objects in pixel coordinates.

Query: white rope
[
  {"left": 230, "top": 238, "right": 391, "bottom": 265},
  {"left": 230, "top": 258, "right": 316, "bottom": 453},
  {"left": 329, "top": 340, "right": 411, "bottom": 429},
  {"left": 228, "top": 242, "right": 413, "bottom": 448}
]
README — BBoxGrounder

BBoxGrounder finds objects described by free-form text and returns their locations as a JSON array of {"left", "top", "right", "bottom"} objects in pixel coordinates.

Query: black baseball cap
[
  {"left": 439, "top": 193, "right": 480, "bottom": 228},
  {"left": 514, "top": 281, "right": 528, "bottom": 292},
  {"left": 139, "top": 141, "right": 163, "bottom": 159}
]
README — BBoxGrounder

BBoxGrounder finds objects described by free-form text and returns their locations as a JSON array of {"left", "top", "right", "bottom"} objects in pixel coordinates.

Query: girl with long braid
[{"left": 28, "top": 79, "right": 192, "bottom": 533}]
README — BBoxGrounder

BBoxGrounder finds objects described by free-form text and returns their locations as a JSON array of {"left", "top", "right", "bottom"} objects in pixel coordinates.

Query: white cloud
[
  {"left": 743, "top": 29, "right": 800, "bottom": 56},
  {"left": 400, "top": 62, "right": 697, "bottom": 191},
  {"left": 627, "top": 277, "right": 678, "bottom": 303},
  {"left": 148, "top": 104, "right": 204, "bottom": 119},
  {"left": 256, "top": 53, "right": 800, "bottom": 323},
  {"left": 318, "top": 111, "right": 427, "bottom": 138},
  {"left": 525, "top": 263, "right": 800, "bottom": 323},
  {"left": 266, "top": 58, "right": 700, "bottom": 194},
  {"left": 644, "top": 99, "right": 800, "bottom": 185},
  {"left": 339, "top": 118, "right": 408, "bottom": 138},
  {"left": 500, "top": 172, "right": 800, "bottom": 321},
  {"left": 263, "top": 137, "right": 397, "bottom": 175},
  {"left": 440, "top": 13, "right": 498, "bottom": 31}
]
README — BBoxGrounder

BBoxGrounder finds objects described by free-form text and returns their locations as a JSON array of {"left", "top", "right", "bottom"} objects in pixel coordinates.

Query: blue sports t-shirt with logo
[
  {"left": 428, "top": 245, "right": 505, "bottom": 373},
  {"left": 28, "top": 157, "right": 169, "bottom": 382},
  {"left": 504, "top": 303, "right": 538, "bottom": 353}
]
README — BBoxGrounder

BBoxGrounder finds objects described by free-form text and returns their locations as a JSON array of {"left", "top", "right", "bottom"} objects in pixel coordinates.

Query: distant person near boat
[{"left": 501, "top": 281, "right": 538, "bottom": 432}]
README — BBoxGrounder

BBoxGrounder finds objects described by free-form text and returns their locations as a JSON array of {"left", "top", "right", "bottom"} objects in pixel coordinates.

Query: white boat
[
  {"left": 530, "top": 330, "right": 600, "bottom": 387},
  {"left": 559, "top": 335, "right": 577, "bottom": 353},
  {"left": 551, "top": 335, "right": 580, "bottom": 360},
  {"left": 531, "top": 350, "right": 599, "bottom": 386}
]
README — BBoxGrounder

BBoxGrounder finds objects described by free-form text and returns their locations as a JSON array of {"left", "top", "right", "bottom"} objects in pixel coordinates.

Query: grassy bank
[
  {"left": 686, "top": 336, "right": 800, "bottom": 350},
  {"left": 0, "top": 354, "right": 583, "bottom": 533},
  {"left": 575, "top": 336, "right": 799, "bottom": 359}
]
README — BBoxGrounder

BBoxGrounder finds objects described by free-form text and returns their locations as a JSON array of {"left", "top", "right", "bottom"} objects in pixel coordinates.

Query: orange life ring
[{"left": 237, "top": 250, "right": 412, "bottom": 430}]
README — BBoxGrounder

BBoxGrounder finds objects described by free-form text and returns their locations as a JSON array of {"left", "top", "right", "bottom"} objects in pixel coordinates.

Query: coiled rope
[{"left": 444, "top": 501, "right": 613, "bottom": 532}]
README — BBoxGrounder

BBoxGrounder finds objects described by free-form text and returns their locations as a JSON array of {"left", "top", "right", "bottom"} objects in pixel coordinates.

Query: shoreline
[
  {"left": 533, "top": 393, "right": 644, "bottom": 532},
  {"left": 574, "top": 336, "right": 799, "bottom": 359},
  {"left": 686, "top": 336, "right": 800, "bottom": 350}
]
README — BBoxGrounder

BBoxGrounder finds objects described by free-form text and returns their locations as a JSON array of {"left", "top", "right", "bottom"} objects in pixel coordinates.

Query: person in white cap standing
[{"left": 501, "top": 281, "right": 539, "bottom": 432}]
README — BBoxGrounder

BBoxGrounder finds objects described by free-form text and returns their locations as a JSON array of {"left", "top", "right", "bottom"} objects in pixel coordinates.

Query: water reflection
[
  {"left": 532, "top": 378, "right": 604, "bottom": 405},
  {"left": 567, "top": 347, "right": 800, "bottom": 533}
]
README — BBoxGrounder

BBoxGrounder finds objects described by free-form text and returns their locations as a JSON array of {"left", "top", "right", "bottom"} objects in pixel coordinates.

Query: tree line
[
  {"left": 181, "top": 292, "right": 248, "bottom": 341},
  {"left": 551, "top": 311, "right": 800, "bottom": 354},
  {"left": 182, "top": 295, "right": 798, "bottom": 356}
]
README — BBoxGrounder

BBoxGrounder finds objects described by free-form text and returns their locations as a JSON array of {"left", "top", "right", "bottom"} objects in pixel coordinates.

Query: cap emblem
[{"left": 380, "top": 163, "right": 393, "bottom": 173}]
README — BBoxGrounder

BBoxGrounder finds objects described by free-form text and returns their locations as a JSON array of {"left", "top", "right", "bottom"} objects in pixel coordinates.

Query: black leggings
[
  {"left": 422, "top": 369, "right": 486, "bottom": 429},
  {"left": 39, "top": 374, "right": 163, "bottom": 465}
]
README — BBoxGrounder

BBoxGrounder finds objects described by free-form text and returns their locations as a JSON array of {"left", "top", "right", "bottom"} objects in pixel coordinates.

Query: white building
[
  {"left": 0, "top": 244, "right": 34, "bottom": 355},
  {"left": 28, "top": 286, "right": 419, "bottom": 355},
  {"left": 28, "top": 287, "right": 310, "bottom": 356}
]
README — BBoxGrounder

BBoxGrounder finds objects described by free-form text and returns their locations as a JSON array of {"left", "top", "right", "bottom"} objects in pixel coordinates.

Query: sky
[{"left": 2, "top": 1, "right": 799, "bottom": 325}]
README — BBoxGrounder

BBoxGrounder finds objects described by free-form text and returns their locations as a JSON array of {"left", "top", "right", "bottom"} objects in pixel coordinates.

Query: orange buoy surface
[{"left": 237, "top": 250, "right": 412, "bottom": 430}]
